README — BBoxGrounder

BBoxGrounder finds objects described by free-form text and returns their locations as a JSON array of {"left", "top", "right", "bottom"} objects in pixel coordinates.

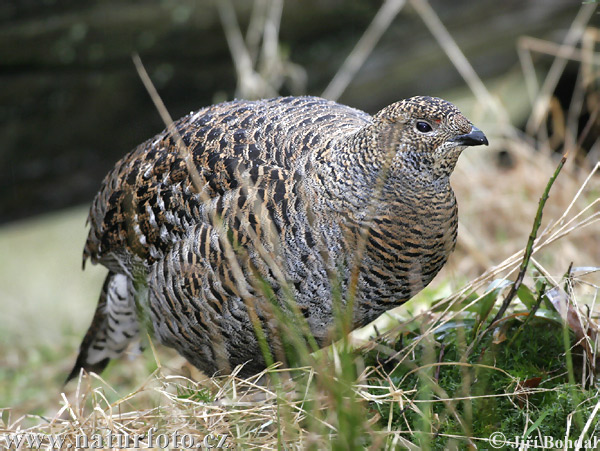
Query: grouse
[{"left": 67, "top": 95, "right": 488, "bottom": 380}]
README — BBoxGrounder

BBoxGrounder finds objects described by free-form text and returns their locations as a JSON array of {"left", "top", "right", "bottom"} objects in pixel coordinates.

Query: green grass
[{"left": 366, "top": 311, "right": 596, "bottom": 448}]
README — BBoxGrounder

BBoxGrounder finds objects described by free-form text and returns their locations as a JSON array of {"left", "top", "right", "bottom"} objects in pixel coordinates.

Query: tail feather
[{"left": 66, "top": 272, "right": 140, "bottom": 383}]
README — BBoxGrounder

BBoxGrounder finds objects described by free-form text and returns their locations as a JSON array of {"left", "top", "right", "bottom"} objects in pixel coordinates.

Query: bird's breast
[{"left": 349, "top": 186, "right": 458, "bottom": 321}]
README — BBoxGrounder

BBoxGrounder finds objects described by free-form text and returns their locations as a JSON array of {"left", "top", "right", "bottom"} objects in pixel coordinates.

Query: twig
[
  {"left": 467, "top": 154, "right": 567, "bottom": 354},
  {"left": 409, "top": 0, "right": 508, "bottom": 124},
  {"left": 245, "top": 0, "right": 269, "bottom": 64},
  {"left": 216, "top": 0, "right": 276, "bottom": 98},
  {"left": 526, "top": 3, "right": 596, "bottom": 135},
  {"left": 517, "top": 38, "right": 539, "bottom": 106},
  {"left": 518, "top": 36, "right": 600, "bottom": 65},
  {"left": 321, "top": 0, "right": 406, "bottom": 101}
]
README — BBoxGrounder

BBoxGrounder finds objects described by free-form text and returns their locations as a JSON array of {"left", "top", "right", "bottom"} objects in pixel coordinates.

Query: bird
[{"left": 67, "top": 95, "right": 488, "bottom": 381}]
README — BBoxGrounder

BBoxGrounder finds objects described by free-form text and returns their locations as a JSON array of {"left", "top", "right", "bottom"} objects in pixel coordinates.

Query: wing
[{"left": 83, "top": 96, "right": 370, "bottom": 271}]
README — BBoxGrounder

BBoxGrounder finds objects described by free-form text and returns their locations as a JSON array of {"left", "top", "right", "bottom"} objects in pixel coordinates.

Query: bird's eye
[{"left": 415, "top": 121, "right": 433, "bottom": 133}]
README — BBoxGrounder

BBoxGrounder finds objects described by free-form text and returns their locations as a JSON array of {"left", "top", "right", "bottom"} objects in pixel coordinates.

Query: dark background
[{"left": 0, "top": 0, "right": 585, "bottom": 222}]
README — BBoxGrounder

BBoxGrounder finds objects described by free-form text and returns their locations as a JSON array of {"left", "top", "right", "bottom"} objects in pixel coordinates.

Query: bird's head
[{"left": 373, "top": 96, "right": 488, "bottom": 179}]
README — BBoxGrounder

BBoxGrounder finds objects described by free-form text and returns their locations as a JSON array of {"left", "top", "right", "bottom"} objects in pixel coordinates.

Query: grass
[
  {"left": 367, "top": 301, "right": 597, "bottom": 448},
  {"left": 1, "top": 1, "right": 599, "bottom": 449},
  {"left": 2, "top": 256, "right": 599, "bottom": 448}
]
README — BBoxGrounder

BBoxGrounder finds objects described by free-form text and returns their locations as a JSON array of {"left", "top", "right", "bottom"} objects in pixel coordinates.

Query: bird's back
[{"left": 84, "top": 96, "right": 370, "bottom": 272}]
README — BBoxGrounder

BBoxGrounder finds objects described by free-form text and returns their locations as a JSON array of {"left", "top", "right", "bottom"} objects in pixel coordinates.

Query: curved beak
[{"left": 452, "top": 126, "right": 488, "bottom": 147}]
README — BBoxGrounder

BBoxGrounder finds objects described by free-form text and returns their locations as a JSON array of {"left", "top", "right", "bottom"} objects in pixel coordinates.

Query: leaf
[
  {"left": 435, "top": 319, "right": 476, "bottom": 338},
  {"left": 474, "top": 279, "right": 512, "bottom": 330},
  {"left": 516, "top": 376, "right": 543, "bottom": 408},
  {"left": 523, "top": 407, "right": 550, "bottom": 434},
  {"left": 545, "top": 287, "right": 586, "bottom": 340},
  {"left": 476, "top": 292, "right": 497, "bottom": 325},
  {"left": 521, "top": 376, "right": 542, "bottom": 389},
  {"left": 453, "top": 291, "right": 481, "bottom": 313},
  {"left": 571, "top": 266, "right": 600, "bottom": 276},
  {"left": 470, "top": 286, "right": 505, "bottom": 342},
  {"left": 532, "top": 309, "right": 563, "bottom": 323},
  {"left": 517, "top": 285, "right": 537, "bottom": 310},
  {"left": 492, "top": 322, "right": 509, "bottom": 344}
]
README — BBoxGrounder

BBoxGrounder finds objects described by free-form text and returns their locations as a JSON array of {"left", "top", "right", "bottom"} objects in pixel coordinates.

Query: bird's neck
[
  {"left": 312, "top": 123, "right": 452, "bottom": 217},
  {"left": 306, "top": 125, "right": 458, "bottom": 317}
]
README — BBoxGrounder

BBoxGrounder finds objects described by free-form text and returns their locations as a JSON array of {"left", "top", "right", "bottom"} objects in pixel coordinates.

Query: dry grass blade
[
  {"left": 519, "top": 36, "right": 600, "bottom": 65},
  {"left": 132, "top": 53, "right": 205, "bottom": 197},
  {"left": 321, "top": 0, "right": 406, "bottom": 101},
  {"left": 409, "top": 0, "right": 507, "bottom": 123},
  {"left": 526, "top": 3, "right": 597, "bottom": 135}
]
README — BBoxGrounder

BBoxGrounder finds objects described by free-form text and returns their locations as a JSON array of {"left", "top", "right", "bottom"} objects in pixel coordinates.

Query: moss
[{"left": 367, "top": 313, "right": 598, "bottom": 448}]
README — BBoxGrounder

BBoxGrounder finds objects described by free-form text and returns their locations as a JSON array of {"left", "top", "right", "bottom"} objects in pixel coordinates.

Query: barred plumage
[{"left": 68, "top": 95, "right": 488, "bottom": 380}]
